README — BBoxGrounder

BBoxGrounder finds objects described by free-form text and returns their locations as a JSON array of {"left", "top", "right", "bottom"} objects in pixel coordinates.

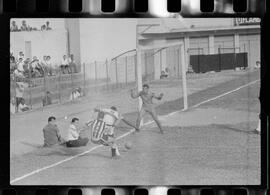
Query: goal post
[
  {"left": 180, "top": 44, "right": 188, "bottom": 110},
  {"left": 135, "top": 40, "right": 188, "bottom": 116}
]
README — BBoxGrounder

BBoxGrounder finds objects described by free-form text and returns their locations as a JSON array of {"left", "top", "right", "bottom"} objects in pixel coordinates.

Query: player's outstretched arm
[
  {"left": 130, "top": 89, "right": 140, "bottom": 99},
  {"left": 94, "top": 107, "right": 101, "bottom": 113},
  {"left": 121, "top": 118, "right": 139, "bottom": 131},
  {"left": 154, "top": 93, "right": 163, "bottom": 100}
]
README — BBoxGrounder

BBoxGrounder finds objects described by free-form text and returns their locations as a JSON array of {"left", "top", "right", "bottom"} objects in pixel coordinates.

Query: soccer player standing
[{"left": 130, "top": 84, "right": 164, "bottom": 134}]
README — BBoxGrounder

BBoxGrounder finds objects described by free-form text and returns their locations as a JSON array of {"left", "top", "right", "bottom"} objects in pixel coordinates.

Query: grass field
[{"left": 10, "top": 69, "right": 260, "bottom": 185}]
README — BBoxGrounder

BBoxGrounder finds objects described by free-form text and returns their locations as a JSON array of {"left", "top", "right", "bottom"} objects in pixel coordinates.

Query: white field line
[{"left": 10, "top": 79, "right": 259, "bottom": 184}]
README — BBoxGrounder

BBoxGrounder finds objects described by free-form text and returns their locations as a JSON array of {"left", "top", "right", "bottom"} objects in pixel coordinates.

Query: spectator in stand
[
  {"left": 23, "top": 58, "right": 31, "bottom": 78},
  {"left": 17, "top": 58, "right": 25, "bottom": 72},
  {"left": 10, "top": 97, "right": 16, "bottom": 114},
  {"left": 43, "top": 91, "right": 52, "bottom": 107},
  {"left": 14, "top": 67, "right": 25, "bottom": 80},
  {"left": 41, "top": 25, "right": 46, "bottom": 31},
  {"left": 10, "top": 21, "right": 19, "bottom": 31},
  {"left": 10, "top": 55, "right": 16, "bottom": 73},
  {"left": 255, "top": 61, "right": 260, "bottom": 69},
  {"left": 67, "top": 54, "right": 73, "bottom": 73},
  {"left": 21, "top": 20, "right": 30, "bottom": 31},
  {"left": 160, "top": 70, "right": 168, "bottom": 79},
  {"left": 17, "top": 51, "right": 25, "bottom": 61},
  {"left": 41, "top": 55, "right": 49, "bottom": 76},
  {"left": 60, "top": 55, "right": 69, "bottom": 74},
  {"left": 77, "top": 87, "right": 83, "bottom": 97},
  {"left": 46, "top": 21, "right": 52, "bottom": 30},
  {"left": 30, "top": 56, "right": 42, "bottom": 78},
  {"left": 18, "top": 99, "right": 29, "bottom": 112},
  {"left": 10, "top": 53, "right": 15, "bottom": 63},
  {"left": 46, "top": 56, "right": 53, "bottom": 76},
  {"left": 69, "top": 54, "right": 77, "bottom": 73},
  {"left": 165, "top": 67, "right": 170, "bottom": 77},
  {"left": 70, "top": 88, "right": 81, "bottom": 101}
]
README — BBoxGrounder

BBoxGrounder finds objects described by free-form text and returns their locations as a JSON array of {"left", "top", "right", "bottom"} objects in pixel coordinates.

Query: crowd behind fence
[
  {"left": 10, "top": 46, "right": 180, "bottom": 114},
  {"left": 11, "top": 45, "right": 246, "bottom": 114}
]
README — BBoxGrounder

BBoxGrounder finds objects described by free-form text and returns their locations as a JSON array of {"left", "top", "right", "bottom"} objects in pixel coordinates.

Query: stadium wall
[{"left": 10, "top": 30, "right": 68, "bottom": 65}]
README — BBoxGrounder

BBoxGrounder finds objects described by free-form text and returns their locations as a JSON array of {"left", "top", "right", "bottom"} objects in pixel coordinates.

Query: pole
[
  {"left": 180, "top": 44, "right": 188, "bottom": 110},
  {"left": 136, "top": 25, "right": 143, "bottom": 112},
  {"left": 28, "top": 68, "right": 32, "bottom": 109},
  {"left": 125, "top": 56, "right": 128, "bottom": 85},
  {"left": 83, "top": 63, "right": 86, "bottom": 96},
  {"left": 115, "top": 59, "right": 118, "bottom": 88},
  {"left": 106, "top": 59, "right": 109, "bottom": 90},
  {"left": 177, "top": 49, "right": 180, "bottom": 78},
  {"left": 160, "top": 50, "right": 162, "bottom": 73},
  {"left": 71, "top": 67, "right": 74, "bottom": 101},
  {"left": 58, "top": 67, "right": 61, "bottom": 103},
  {"left": 94, "top": 61, "right": 97, "bottom": 92},
  {"left": 43, "top": 68, "right": 47, "bottom": 106}
]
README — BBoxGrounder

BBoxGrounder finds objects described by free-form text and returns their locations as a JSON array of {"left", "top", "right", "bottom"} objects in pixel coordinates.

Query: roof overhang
[{"left": 139, "top": 25, "right": 260, "bottom": 40}]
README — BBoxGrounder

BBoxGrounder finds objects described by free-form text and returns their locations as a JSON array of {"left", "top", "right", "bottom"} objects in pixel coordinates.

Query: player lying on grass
[
  {"left": 86, "top": 106, "right": 138, "bottom": 158},
  {"left": 130, "top": 84, "right": 164, "bottom": 134}
]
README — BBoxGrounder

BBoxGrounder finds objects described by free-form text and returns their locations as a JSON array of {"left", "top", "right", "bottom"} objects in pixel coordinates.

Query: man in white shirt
[
  {"left": 17, "top": 52, "right": 25, "bottom": 61},
  {"left": 66, "top": 118, "right": 89, "bottom": 147},
  {"left": 17, "top": 58, "right": 25, "bottom": 72},
  {"left": 60, "top": 55, "right": 69, "bottom": 74},
  {"left": 14, "top": 68, "right": 24, "bottom": 78},
  {"left": 46, "top": 56, "right": 54, "bottom": 76},
  {"left": 15, "top": 82, "right": 26, "bottom": 112},
  {"left": 18, "top": 99, "right": 29, "bottom": 112}
]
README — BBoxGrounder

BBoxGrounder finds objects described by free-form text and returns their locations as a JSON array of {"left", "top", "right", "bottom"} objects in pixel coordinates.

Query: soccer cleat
[
  {"left": 111, "top": 147, "right": 121, "bottom": 158},
  {"left": 111, "top": 147, "right": 116, "bottom": 157},
  {"left": 135, "top": 127, "right": 140, "bottom": 132}
]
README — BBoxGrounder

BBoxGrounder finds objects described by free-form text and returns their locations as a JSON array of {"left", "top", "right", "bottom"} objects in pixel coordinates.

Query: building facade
[{"left": 138, "top": 18, "right": 260, "bottom": 79}]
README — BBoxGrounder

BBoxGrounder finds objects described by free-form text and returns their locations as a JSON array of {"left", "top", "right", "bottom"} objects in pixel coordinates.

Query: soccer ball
[{"left": 125, "top": 142, "right": 132, "bottom": 150}]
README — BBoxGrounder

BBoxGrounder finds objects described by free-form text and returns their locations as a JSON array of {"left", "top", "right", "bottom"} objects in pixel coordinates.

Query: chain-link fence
[{"left": 10, "top": 45, "right": 183, "bottom": 113}]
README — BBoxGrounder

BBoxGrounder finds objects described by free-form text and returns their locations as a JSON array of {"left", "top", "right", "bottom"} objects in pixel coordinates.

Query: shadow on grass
[{"left": 213, "top": 124, "right": 257, "bottom": 135}]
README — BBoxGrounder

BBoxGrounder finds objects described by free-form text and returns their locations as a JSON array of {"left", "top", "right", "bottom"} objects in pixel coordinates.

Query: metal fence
[{"left": 10, "top": 46, "right": 182, "bottom": 113}]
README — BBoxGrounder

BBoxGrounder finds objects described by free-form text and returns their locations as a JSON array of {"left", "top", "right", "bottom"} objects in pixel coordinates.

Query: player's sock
[
  {"left": 115, "top": 146, "right": 120, "bottom": 156},
  {"left": 111, "top": 147, "right": 116, "bottom": 157},
  {"left": 111, "top": 147, "right": 121, "bottom": 159}
]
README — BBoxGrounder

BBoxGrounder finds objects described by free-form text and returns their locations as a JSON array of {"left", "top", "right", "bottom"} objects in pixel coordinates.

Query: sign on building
[{"left": 235, "top": 18, "right": 261, "bottom": 26}]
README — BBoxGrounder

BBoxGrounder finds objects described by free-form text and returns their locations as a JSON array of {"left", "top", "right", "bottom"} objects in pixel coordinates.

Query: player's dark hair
[
  {"left": 143, "top": 84, "right": 149, "bottom": 89},
  {"left": 110, "top": 106, "right": 117, "bottom": 111},
  {"left": 71, "top": 118, "right": 79, "bottom": 123},
  {"left": 48, "top": 116, "right": 56, "bottom": 122}
]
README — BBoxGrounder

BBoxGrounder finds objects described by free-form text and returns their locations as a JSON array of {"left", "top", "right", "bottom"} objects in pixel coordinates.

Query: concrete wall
[
  {"left": 79, "top": 19, "right": 137, "bottom": 63},
  {"left": 65, "top": 19, "right": 81, "bottom": 66},
  {"left": 10, "top": 30, "right": 68, "bottom": 65},
  {"left": 214, "top": 35, "right": 235, "bottom": 54},
  {"left": 239, "top": 34, "right": 260, "bottom": 69},
  {"left": 189, "top": 37, "right": 209, "bottom": 55}
]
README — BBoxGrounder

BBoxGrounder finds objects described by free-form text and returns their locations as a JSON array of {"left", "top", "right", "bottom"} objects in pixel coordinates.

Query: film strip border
[
  {"left": 1, "top": 0, "right": 269, "bottom": 195},
  {"left": 0, "top": 0, "right": 267, "bottom": 16},
  {"left": 0, "top": 187, "right": 268, "bottom": 195}
]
